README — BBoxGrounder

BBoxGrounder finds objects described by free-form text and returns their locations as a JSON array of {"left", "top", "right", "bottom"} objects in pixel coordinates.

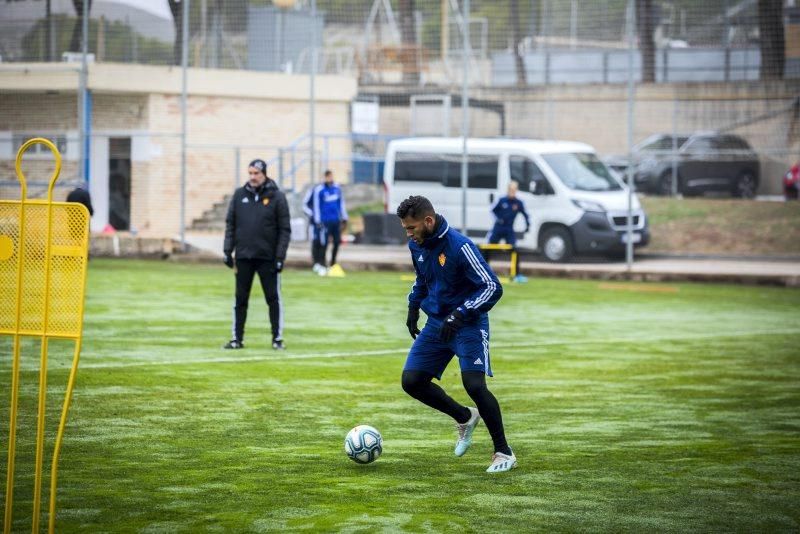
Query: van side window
[
  {"left": 394, "top": 152, "right": 448, "bottom": 183},
  {"left": 510, "top": 156, "right": 551, "bottom": 194},
  {"left": 443, "top": 155, "right": 499, "bottom": 189},
  {"left": 393, "top": 152, "right": 498, "bottom": 189}
]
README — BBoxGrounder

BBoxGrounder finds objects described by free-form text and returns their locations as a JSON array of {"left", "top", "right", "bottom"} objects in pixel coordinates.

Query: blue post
[{"left": 83, "top": 90, "right": 92, "bottom": 183}]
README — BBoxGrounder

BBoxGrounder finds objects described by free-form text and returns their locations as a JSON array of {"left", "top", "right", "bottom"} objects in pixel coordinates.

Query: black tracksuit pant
[
  {"left": 323, "top": 221, "right": 342, "bottom": 266},
  {"left": 232, "top": 258, "right": 282, "bottom": 343}
]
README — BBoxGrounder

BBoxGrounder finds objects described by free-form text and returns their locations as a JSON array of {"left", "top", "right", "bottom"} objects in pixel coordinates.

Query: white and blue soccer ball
[{"left": 344, "top": 425, "right": 383, "bottom": 464}]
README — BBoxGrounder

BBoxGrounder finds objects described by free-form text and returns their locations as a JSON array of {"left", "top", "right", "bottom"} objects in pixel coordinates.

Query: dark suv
[{"left": 606, "top": 133, "right": 760, "bottom": 198}]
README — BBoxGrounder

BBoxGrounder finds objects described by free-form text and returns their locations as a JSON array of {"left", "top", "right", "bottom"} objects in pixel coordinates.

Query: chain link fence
[{"left": 1, "top": 1, "right": 798, "bottom": 256}]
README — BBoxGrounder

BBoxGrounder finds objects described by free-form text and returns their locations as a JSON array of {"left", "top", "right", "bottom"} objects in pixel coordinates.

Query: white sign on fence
[{"left": 351, "top": 100, "right": 380, "bottom": 135}]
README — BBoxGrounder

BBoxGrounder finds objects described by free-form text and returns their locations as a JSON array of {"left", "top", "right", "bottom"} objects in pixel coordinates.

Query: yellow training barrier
[
  {"left": 2, "top": 138, "right": 89, "bottom": 534},
  {"left": 478, "top": 243, "right": 518, "bottom": 278}
]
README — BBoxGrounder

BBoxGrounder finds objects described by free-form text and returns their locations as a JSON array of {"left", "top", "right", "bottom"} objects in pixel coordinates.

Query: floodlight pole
[
  {"left": 460, "top": 0, "right": 470, "bottom": 235},
  {"left": 309, "top": 0, "right": 317, "bottom": 193},
  {"left": 625, "top": 0, "right": 635, "bottom": 270},
  {"left": 180, "top": 0, "right": 190, "bottom": 250},
  {"left": 78, "top": 0, "right": 89, "bottom": 184}
]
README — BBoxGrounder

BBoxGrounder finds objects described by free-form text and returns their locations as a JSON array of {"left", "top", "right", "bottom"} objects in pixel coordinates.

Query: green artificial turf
[{"left": 1, "top": 259, "right": 799, "bottom": 532}]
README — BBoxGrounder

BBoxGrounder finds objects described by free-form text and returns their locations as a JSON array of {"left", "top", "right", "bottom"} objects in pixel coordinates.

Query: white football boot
[
  {"left": 454, "top": 407, "right": 481, "bottom": 457},
  {"left": 486, "top": 451, "right": 518, "bottom": 473}
]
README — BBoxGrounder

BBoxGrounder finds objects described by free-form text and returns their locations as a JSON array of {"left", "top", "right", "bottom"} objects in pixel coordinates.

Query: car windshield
[
  {"left": 541, "top": 152, "right": 623, "bottom": 192},
  {"left": 636, "top": 135, "right": 689, "bottom": 152}
]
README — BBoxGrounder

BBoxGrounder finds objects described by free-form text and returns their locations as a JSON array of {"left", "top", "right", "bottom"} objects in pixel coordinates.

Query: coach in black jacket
[{"left": 223, "top": 159, "right": 291, "bottom": 350}]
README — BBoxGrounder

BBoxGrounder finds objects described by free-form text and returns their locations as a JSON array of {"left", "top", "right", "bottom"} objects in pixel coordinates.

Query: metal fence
[
  {"left": 2, "top": 1, "right": 796, "bottom": 82},
  {"left": 1, "top": 0, "right": 798, "bottom": 262}
]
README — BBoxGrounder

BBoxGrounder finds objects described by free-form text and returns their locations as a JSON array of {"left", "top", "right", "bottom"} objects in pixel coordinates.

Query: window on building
[{"left": 12, "top": 134, "right": 68, "bottom": 157}]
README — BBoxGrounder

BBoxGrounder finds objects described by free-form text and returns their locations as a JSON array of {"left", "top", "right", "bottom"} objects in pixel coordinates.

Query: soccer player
[
  {"left": 488, "top": 180, "right": 530, "bottom": 282},
  {"left": 396, "top": 195, "right": 517, "bottom": 473},
  {"left": 308, "top": 170, "right": 348, "bottom": 272},
  {"left": 222, "top": 159, "right": 291, "bottom": 350},
  {"left": 302, "top": 185, "right": 326, "bottom": 275},
  {"left": 66, "top": 184, "right": 94, "bottom": 217}
]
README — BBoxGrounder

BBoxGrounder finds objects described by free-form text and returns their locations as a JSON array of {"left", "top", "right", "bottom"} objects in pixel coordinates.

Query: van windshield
[{"left": 541, "top": 152, "right": 623, "bottom": 192}]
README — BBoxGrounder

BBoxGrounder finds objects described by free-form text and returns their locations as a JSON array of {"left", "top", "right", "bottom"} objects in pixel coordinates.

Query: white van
[{"left": 384, "top": 137, "right": 649, "bottom": 262}]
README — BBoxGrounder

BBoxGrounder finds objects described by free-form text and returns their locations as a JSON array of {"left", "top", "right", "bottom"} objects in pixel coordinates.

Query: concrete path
[{"left": 182, "top": 231, "right": 800, "bottom": 287}]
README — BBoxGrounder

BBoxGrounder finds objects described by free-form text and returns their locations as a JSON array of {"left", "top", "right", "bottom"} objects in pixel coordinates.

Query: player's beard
[{"left": 416, "top": 220, "right": 436, "bottom": 244}]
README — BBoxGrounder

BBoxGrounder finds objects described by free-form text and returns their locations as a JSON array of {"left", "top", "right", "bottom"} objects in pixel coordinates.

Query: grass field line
[{"left": 67, "top": 327, "right": 800, "bottom": 370}]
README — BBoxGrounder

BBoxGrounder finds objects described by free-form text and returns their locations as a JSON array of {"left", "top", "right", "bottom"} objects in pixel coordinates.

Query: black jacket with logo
[{"left": 224, "top": 180, "right": 291, "bottom": 261}]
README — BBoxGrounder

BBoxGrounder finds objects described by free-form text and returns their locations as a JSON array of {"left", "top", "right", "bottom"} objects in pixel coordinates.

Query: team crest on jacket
[
  {"left": 438, "top": 253, "right": 446, "bottom": 266},
  {"left": 262, "top": 198, "right": 270, "bottom": 206}
]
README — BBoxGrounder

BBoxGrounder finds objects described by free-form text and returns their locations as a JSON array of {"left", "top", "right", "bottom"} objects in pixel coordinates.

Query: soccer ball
[{"left": 344, "top": 425, "right": 383, "bottom": 464}]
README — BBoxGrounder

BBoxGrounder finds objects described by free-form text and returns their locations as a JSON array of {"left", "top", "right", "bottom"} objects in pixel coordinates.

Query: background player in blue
[
  {"left": 488, "top": 180, "right": 529, "bottom": 281},
  {"left": 303, "top": 183, "right": 326, "bottom": 275},
  {"left": 397, "top": 195, "right": 517, "bottom": 473},
  {"left": 309, "top": 170, "right": 348, "bottom": 271}
]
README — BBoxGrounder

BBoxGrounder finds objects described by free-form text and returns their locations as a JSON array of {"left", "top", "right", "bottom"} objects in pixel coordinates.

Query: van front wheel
[{"left": 540, "top": 227, "right": 573, "bottom": 263}]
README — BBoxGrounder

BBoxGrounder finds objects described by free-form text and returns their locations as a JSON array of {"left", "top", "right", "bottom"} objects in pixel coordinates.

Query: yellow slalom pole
[
  {"left": 4, "top": 336, "right": 22, "bottom": 534},
  {"left": 31, "top": 337, "right": 50, "bottom": 534},
  {"left": 31, "top": 140, "right": 59, "bottom": 534},
  {"left": 4, "top": 141, "right": 30, "bottom": 534},
  {"left": 48, "top": 337, "right": 82, "bottom": 534}
]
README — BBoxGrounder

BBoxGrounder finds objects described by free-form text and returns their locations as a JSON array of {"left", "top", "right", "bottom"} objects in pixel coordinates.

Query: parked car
[
  {"left": 605, "top": 133, "right": 760, "bottom": 198},
  {"left": 785, "top": 161, "right": 800, "bottom": 200}
]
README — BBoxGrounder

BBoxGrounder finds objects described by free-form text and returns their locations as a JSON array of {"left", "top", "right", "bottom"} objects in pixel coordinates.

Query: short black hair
[
  {"left": 396, "top": 195, "right": 435, "bottom": 219},
  {"left": 324, "top": 169, "right": 333, "bottom": 177}
]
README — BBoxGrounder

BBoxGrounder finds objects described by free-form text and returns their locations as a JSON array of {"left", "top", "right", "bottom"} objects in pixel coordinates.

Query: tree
[
  {"left": 510, "top": 0, "right": 527, "bottom": 87},
  {"left": 168, "top": 0, "right": 185, "bottom": 66},
  {"left": 45, "top": 0, "right": 52, "bottom": 60},
  {"left": 758, "top": 0, "right": 785, "bottom": 80},
  {"left": 68, "top": 0, "right": 92, "bottom": 53},
  {"left": 398, "top": 0, "right": 419, "bottom": 85},
  {"left": 636, "top": 0, "right": 655, "bottom": 83}
]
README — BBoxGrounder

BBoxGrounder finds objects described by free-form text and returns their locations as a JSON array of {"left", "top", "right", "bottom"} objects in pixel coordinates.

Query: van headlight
[{"left": 571, "top": 199, "right": 606, "bottom": 213}]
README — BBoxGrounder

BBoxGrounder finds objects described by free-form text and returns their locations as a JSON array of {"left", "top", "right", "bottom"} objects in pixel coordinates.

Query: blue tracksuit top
[
  {"left": 491, "top": 196, "right": 530, "bottom": 229},
  {"left": 308, "top": 183, "right": 348, "bottom": 224},
  {"left": 407, "top": 215, "right": 503, "bottom": 321}
]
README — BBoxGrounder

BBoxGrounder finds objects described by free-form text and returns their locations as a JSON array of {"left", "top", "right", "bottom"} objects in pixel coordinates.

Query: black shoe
[
  {"left": 272, "top": 339, "right": 285, "bottom": 350},
  {"left": 223, "top": 339, "right": 244, "bottom": 349}
]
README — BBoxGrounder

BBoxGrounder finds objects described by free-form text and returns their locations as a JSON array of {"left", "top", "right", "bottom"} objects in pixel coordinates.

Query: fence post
[
  {"left": 544, "top": 51, "right": 550, "bottom": 85},
  {"left": 323, "top": 135, "right": 329, "bottom": 173},
  {"left": 278, "top": 148, "right": 284, "bottom": 189},
  {"left": 724, "top": 46, "right": 730, "bottom": 81},
  {"left": 671, "top": 97, "right": 679, "bottom": 197},
  {"left": 291, "top": 146, "right": 296, "bottom": 189},
  {"left": 234, "top": 146, "right": 240, "bottom": 191}
]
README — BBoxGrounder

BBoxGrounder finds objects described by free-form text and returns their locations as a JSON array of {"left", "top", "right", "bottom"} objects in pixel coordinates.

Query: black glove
[
  {"left": 439, "top": 309, "right": 465, "bottom": 343},
  {"left": 223, "top": 254, "right": 234, "bottom": 269},
  {"left": 406, "top": 307, "right": 421, "bottom": 339},
  {"left": 275, "top": 260, "right": 284, "bottom": 273}
]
